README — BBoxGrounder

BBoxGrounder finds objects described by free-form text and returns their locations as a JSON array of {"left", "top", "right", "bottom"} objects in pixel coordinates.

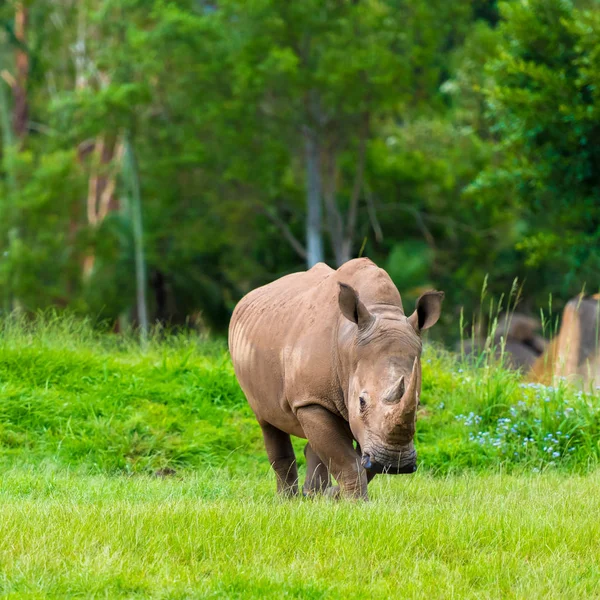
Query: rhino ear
[
  {"left": 409, "top": 291, "right": 444, "bottom": 333},
  {"left": 338, "top": 283, "right": 373, "bottom": 329}
]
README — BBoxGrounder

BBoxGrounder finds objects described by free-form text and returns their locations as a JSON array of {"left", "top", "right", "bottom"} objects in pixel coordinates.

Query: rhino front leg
[
  {"left": 355, "top": 443, "right": 377, "bottom": 485},
  {"left": 303, "top": 443, "right": 331, "bottom": 496},
  {"left": 260, "top": 423, "right": 299, "bottom": 497},
  {"left": 296, "top": 405, "right": 367, "bottom": 500}
]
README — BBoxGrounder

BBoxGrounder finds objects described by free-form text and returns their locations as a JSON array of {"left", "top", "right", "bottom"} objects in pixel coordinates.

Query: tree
[
  {"left": 206, "top": 0, "right": 477, "bottom": 267},
  {"left": 475, "top": 0, "right": 600, "bottom": 297}
]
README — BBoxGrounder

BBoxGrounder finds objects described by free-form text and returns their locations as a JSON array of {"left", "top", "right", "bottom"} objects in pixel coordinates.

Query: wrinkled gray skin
[{"left": 228, "top": 258, "right": 444, "bottom": 499}]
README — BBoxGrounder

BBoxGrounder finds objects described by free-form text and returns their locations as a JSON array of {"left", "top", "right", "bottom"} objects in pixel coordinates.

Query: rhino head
[{"left": 338, "top": 283, "right": 444, "bottom": 475}]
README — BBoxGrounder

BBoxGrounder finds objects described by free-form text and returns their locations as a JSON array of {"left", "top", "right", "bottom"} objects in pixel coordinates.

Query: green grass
[
  {"left": 0, "top": 468, "right": 599, "bottom": 598},
  {"left": 1, "top": 315, "right": 600, "bottom": 597},
  {"left": 0, "top": 313, "right": 598, "bottom": 474},
  {"left": 0, "top": 314, "right": 259, "bottom": 473}
]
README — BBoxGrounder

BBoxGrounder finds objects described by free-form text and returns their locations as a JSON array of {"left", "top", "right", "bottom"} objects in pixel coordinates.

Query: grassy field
[
  {"left": 1, "top": 315, "right": 600, "bottom": 598},
  {"left": 1, "top": 468, "right": 599, "bottom": 598}
]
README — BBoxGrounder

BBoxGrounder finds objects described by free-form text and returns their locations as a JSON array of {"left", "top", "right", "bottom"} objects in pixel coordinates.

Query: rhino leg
[
  {"left": 303, "top": 443, "right": 331, "bottom": 496},
  {"left": 323, "top": 447, "right": 375, "bottom": 499},
  {"left": 260, "top": 423, "right": 299, "bottom": 497},
  {"left": 355, "top": 443, "right": 377, "bottom": 485},
  {"left": 296, "top": 405, "right": 368, "bottom": 500}
]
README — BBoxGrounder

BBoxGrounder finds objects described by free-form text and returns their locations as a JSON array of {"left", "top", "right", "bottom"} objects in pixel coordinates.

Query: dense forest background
[{"left": 0, "top": 0, "right": 598, "bottom": 340}]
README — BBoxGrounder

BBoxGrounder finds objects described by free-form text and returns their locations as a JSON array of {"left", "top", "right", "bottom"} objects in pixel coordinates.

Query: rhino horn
[{"left": 396, "top": 357, "right": 419, "bottom": 417}]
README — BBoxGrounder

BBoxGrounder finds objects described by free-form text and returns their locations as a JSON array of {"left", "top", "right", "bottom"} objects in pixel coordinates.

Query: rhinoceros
[{"left": 228, "top": 258, "right": 444, "bottom": 499}]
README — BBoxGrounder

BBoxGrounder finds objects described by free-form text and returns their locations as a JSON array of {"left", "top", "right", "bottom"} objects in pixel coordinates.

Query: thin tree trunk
[
  {"left": 258, "top": 204, "right": 307, "bottom": 262},
  {"left": 339, "top": 113, "right": 369, "bottom": 264},
  {"left": 364, "top": 183, "right": 383, "bottom": 243},
  {"left": 0, "top": 2, "right": 28, "bottom": 312},
  {"left": 12, "top": 2, "right": 28, "bottom": 142},
  {"left": 303, "top": 126, "right": 324, "bottom": 267},
  {"left": 322, "top": 145, "right": 345, "bottom": 266},
  {"left": 0, "top": 75, "right": 16, "bottom": 313},
  {"left": 124, "top": 134, "right": 148, "bottom": 345}
]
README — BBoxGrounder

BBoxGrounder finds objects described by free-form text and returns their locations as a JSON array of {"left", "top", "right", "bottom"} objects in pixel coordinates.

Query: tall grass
[
  {"left": 0, "top": 312, "right": 258, "bottom": 473},
  {"left": 0, "top": 312, "right": 598, "bottom": 474}
]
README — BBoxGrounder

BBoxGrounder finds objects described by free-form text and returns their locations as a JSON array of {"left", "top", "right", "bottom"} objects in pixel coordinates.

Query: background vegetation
[
  {"left": 1, "top": 3, "right": 600, "bottom": 596},
  {"left": 1, "top": 0, "right": 599, "bottom": 338}
]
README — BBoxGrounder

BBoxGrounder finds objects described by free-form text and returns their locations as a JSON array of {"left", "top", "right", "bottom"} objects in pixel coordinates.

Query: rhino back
[{"left": 229, "top": 263, "right": 340, "bottom": 431}]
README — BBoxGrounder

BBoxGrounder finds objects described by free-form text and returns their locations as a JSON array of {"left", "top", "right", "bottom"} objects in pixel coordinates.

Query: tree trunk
[
  {"left": 322, "top": 145, "right": 346, "bottom": 266},
  {"left": 303, "top": 126, "right": 324, "bottom": 267},
  {"left": 321, "top": 115, "right": 370, "bottom": 267},
  {"left": 13, "top": 2, "right": 28, "bottom": 142},
  {"left": 81, "top": 135, "right": 124, "bottom": 279},
  {"left": 124, "top": 134, "right": 149, "bottom": 345}
]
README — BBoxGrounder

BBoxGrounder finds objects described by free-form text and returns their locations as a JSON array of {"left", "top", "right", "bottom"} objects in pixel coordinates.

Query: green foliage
[
  {"left": 474, "top": 0, "right": 600, "bottom": 296},
  {"left": 0, "top": 314, "right": 258, "bottom": 472},
  {"left": 385, "top": 241, "right": 433, "bottom": 297},
  {"left": 0, "top": 0, "right": 598, "bottom": 337},
  {"left": 0, "top": 149, "right": 86, "bottom": 310}
]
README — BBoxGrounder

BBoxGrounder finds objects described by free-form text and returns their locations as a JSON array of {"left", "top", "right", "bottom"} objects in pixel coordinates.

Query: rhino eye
[{"left": 359, "top": 396, "right": 367, "bottom": 411}]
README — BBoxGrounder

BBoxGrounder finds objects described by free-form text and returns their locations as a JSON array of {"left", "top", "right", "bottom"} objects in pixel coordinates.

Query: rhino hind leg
[
  {"left": 303, "top": 443, "right": 331, "bottom": 496},
  {"left": 260, "top": 423, "right": 299, "bottom": 497}
]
